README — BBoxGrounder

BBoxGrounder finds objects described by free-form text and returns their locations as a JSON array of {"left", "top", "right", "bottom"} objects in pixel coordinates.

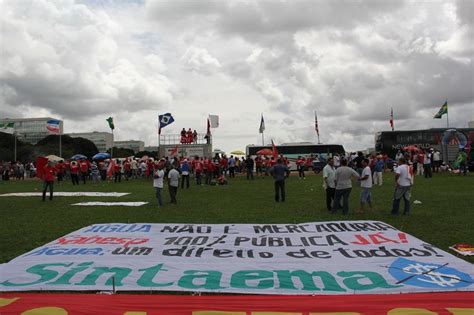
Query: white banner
[{"left": 1, "top": 221, "right": 473, "bottom": 294}]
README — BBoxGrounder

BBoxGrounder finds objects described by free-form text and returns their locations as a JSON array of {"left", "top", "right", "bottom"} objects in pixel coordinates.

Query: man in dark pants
[
  {"left": 323, "top": 157, "right": 336, "bottom": 211},
  {"left": 42, "top": 161, "right": 57, "bottom": 201},
  {"left": 245, "top": 156, "right": 254, "bottom": 180},
  {"left": 269, "top": 158, "right": 290, "bottom": 202},
  {"left": 333, "top": 159, "right": 360, "bottom": 214}
]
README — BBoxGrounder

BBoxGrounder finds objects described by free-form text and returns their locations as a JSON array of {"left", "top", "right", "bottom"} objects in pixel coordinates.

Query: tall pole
[
  {"left": 14, "top": 132, "right": 17, "bottom": 162},
  {"left": 59, "top": 133, "right": 62, "bottom": 158},
  {"left": 261, "top": 131, "right": 264, "bottom": 146},
  {"left": 111, "top": 129, "right": 114, "bottom": 159},
  {"left": 446, "top": 109, "right": 449, "bottom": 129}
]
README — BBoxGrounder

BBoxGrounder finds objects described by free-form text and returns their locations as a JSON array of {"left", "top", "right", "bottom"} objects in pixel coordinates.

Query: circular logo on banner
[{"left": 389, "top": 258, "right": 473, "bottom": 289}]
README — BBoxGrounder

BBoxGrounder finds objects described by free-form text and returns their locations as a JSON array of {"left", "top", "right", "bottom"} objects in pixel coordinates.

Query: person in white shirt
[
  {"left": 168, "top": 166, "right": 180, "bottom": 204},
  {"left": 433, "top": 150, "right": 441, "bottom": 173},
  {"left": 323, "top": 157, "right": 337, "bottom": 211},
  {"left": 153, "top": 161, "right": 165, "bottom": 207},
  {"left": 391, "top": 157, "right": 413, "bottom": 215},
  {"left": 357, "top": 159, "right": 374, "bottom": 213}
]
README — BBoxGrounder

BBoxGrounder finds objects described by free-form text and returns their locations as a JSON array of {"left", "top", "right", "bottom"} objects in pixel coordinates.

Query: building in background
[
  {"left": 469, "top": 121, "right": 474, "bottom": 128},
  {"left": 114, "top": 140, "right": 145, "bottom": 153},
  {"left": 68, "top": 131, "right": 113, "bottom": 152},
  {"left": 0, "top": 117, "right": 63, "bottom": 144},
  {"left": 144, "top": 146, "right": 158, "bottom": 152}
]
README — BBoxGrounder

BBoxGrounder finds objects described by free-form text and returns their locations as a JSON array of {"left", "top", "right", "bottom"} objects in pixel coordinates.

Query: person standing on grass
[
  {"left": 357, "top": 158, "right": 374, "bottom": 213},
  {"left": 180, "top": 159, "right": 190, "bottom": 189},
  {"left": 424, "top": 149, "right": 433, "bottom": 178},
  {"left": 114, "top": 159, "right": 122, "bottom": 183},
  {"left": 269, "top": 158, "right": 290, "bottom": 202},
  {"left": 70, "top": 161, "right": 80, "bottom": 185},
  {"left": 323, "top": 157, "right": 337, "bottom": 211},
  {"left": 332, "top": 159, "right": 360, "bottom": 215},
  {"left": 391, "top": 157, "right": 413, "bottom": 215},
  {"left": 153, "top": 161, "right": 165, "bottom": 207},
  {"left": 296, "top": 156, "right": 306, "bottom": 179},
  {"left": 373, "top": 155, "right": 384, "bottom": 186},
  {"left": 42, "top": 161, "right": 56, "bottom": 202},
  {"left": 79, "top": 159, "right": 89, "bottom": 184},
  {"left": 168, "top": 166, "right": 180, "bottom": 204},
  {"left": 245, "top": 155, "right": 254, "bottom": 180}
]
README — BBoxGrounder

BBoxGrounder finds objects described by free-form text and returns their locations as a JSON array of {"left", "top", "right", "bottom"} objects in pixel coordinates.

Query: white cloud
[{"left": 1, "top": 0, "right": 472, "bottom": 153}]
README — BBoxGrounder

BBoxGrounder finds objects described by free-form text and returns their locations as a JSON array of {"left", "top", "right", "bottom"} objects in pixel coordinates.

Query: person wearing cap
[{"left": 42, "top": 161, "right": 57, "bottom": 201}]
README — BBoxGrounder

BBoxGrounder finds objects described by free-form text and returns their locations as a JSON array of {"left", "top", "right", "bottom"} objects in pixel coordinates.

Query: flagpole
[
  {"left": 59, "top": 133, "right": 62, "bottom": 158},
  {"left": 262, "top": 131, "right": 264, "bottom": 146},
  {"left": 111, "top": 129, "right": 114, "bottom": 159},
  {"left": 446, "top": 100, "right": 449, "bottom": 128},
  {"left": 14, "top": 131, "right": 17, "bottom": 162}
]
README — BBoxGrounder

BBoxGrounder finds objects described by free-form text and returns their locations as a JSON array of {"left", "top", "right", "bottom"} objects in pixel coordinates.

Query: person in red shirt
[
  {"left": 114, "top": 160, "right": 122, "bottom": 183},
  {"left": 70, "top": 161, "right": 79, "bottom": 185},
  {"left": 79, "top": 159, "right": 89, "bottom": 184},
  {"left": 296, "top": 156, "right": 305, "bottom": 179},
  {"left": 42, "top": 161, "right": 57, "bottom": 201},
  {"left": 55, "top": 161, "right": 65, "bottom": 183},
  {"left": 194, "top": 157, "right": 203, "bottom": 185},
  {"left": 124, "top": 159, "right": 131, "bottom": 181},
  {"left": 206, "top": 158, "right": 214, "bottom": 185}
]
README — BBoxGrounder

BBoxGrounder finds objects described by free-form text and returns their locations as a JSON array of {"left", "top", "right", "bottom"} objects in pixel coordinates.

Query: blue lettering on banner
[
  {"left": 389, "top": 258, "right": 473, "bottom": 289},
  {"left": 82, "top": 224, "right": 151, "bottom": 233},
  {"left": 24, "top": 247, "right": 104, "bottom": 256}
]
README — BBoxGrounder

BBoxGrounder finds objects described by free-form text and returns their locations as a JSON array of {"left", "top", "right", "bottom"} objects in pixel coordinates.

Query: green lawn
[{"left": 0, "top": 172, "right": 473, "bottom": 264}]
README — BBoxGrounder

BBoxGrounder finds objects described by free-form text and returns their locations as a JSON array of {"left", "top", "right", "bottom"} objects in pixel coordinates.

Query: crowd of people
[{"left": 0, "top": 146, "right": 469, "bottom": 211}]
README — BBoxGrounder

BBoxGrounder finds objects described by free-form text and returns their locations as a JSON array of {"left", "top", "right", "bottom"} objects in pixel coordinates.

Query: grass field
[{"left": 0, "top": 172, "right": 473, "bottom": 264}]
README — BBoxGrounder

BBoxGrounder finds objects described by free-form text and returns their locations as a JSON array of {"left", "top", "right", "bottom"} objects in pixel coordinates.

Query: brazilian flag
[
  {"left": 106, "top": 116, "right": 115, "bottom": 130},
  {"left": 433, "top": 101, "right": 448, "bottom": 119}
]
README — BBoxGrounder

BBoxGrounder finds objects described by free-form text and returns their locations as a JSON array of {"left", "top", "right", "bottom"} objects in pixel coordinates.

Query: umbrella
[
  {"left": 403, "top": 145, "right": 420, "bottom": 152},
  {"left": 71, "top": 154, "right": 87, "bottom": 161},
  {"left": 46, "top": 155, "right": 63, "bottom": 162},
  {"left": 256, "top": 148, "right": 273, "bottom": 155},
  {"left": 230, "top": 150, "right": 245, "bottom": 155},
  {"left": 140, "top": 155, "right": 149, "bottom": 161},
  {"left": 92, "top": 153, "right": 110, "bottom": 160}
]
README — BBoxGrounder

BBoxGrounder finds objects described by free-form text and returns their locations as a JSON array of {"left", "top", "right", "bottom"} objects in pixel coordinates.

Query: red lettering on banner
[
  {"left": 350, "top": 233, "right": 408, "bottom": 245},
  {"left": 56, "top": 235, "right": 149, "bottom": 248}
]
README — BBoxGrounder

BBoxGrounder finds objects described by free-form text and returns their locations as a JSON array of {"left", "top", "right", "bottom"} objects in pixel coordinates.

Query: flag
[
  {"left": 158, "top": 113, "right": 175, "bottom": 134},
  {"left": 46, "top": 119, "right": 61, "bottom": 135},
  {"left": 434, "top": 101, "right": 448, "bottom": 119},
  {"left": 259, "top": 115, "right": 265, "bottom": 133},
  {"left": 106, "top": 117, "right": 115, "bottom": 130},
  {"left": 271, "top": 139, "right": 278, "bottom": 159},
  {"left": 314, "top": 111, "right": 319, "bottom": 136},
  {"left": 0, "top": 122, "right": 15, "bottom": 134},
  {"left": 209, "top": 114, "right": 219, "bottom": 128},
  {"left": 390, "top": 108, "right": 394, "bottom": 131}
]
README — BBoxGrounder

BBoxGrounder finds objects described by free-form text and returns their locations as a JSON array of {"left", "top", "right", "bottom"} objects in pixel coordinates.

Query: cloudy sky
[{"left": 1, "top": 0, "right": 473, "bottom": 152}]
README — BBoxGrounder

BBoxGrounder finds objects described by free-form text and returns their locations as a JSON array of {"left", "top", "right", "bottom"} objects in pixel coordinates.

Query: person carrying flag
[{"left": 42, "top": 161, "right": 57, "bottom": 201}]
